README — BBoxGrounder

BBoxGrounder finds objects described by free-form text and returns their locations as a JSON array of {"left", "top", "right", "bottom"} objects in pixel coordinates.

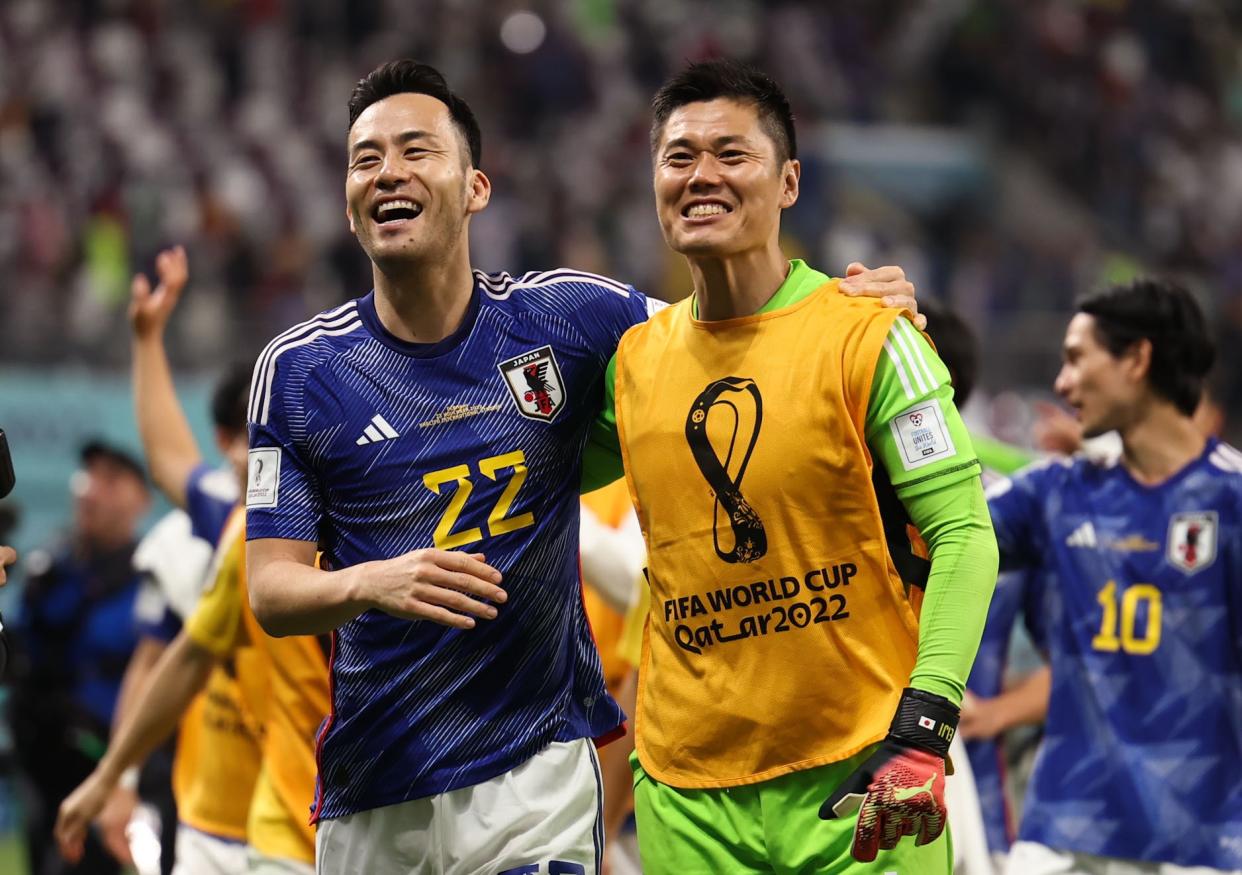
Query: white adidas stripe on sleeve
[
  {"left": 250, "top": 310, "right": 363, "bottom": 426},
  {"left": 895, "top": 318, "right": 939, "bottom": 390},
  {"left": 249, "top": 302, "right": 359, "bottom": 421},
  {"left": 883, "top": 339, "right": 917, "bottom": 401}
]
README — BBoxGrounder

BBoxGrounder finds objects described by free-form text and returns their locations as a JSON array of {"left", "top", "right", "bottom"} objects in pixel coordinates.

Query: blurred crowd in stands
[
  {"left": 1, "top": 2, "right": 1241, "bottom": 872},
  {"left": 1, "top": 0, "right": 1240, "bottom": 421}
]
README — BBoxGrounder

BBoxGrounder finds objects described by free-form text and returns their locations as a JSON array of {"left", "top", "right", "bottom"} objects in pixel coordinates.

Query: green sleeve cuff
[
  {"left": 580, "top": 353, "right": 625, "bottom": 494},
  {"left": 902, "top": 476, "right": 999, "bottom": 705}
]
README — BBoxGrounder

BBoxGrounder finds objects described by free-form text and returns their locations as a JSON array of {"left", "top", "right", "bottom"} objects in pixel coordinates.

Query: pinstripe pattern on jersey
[
  {"left": 249, "top": 301, "right": 362, "bottom": 426},
  {"left": 248, "top": 269, "right": 649, "bottom": 819}
]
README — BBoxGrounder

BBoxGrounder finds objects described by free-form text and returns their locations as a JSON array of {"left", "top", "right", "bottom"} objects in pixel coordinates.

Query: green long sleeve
[
  {"left": 580, "top": 354, "right": 625, "bottom": 494},
  {"left": 901, "top": 477, "right": 999, "bottom": 705}
]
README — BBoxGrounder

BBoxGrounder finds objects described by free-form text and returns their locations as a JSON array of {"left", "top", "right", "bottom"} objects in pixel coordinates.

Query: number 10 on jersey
[
  {"left": 421, "top": 451, "right": 535, "bottom": 549},
  {"left": 1092, "top": 580, "right": 1162, "bottom": 655}
]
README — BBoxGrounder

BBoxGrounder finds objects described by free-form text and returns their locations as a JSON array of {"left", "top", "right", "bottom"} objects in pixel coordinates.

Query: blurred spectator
[
  {"left": 0, "top": 547, "right": 15, "bottom": 586},
  {"left": 1, "top": 1, "right": 1236, "bottom": 432},
  {"left": 10, "top": 441, "right": 150, "bottom": 875}
]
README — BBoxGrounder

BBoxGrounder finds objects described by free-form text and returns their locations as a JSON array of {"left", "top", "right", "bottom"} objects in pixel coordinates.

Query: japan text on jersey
[
  {"left": 987, "top": 441, "right": 1242, "bottom": 870},
  {"left": 246, "top": 269, "right": 651, "bottom": 819}
]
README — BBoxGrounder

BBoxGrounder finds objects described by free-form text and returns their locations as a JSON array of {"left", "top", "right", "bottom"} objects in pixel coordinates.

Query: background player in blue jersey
[
  {"left": 917, "top": 299, "right": 1057, "bottom": 873},
  {"left": 245, "top": 60, "right": 920, "bottom": 874},
  {"left": 988, "top": 278, "right": 1242, "bottom": 875}
]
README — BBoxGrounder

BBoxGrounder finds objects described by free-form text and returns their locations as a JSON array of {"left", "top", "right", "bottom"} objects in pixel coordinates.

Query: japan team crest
[
  {"left": 498, "top": 346, "right": 565, "bottom": 422},
  {"left": 1166, "top": 511, "right": 1218, "bottom": 573}
]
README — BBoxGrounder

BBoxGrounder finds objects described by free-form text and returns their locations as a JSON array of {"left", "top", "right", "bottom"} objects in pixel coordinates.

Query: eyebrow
[
  {"left": 662, "top": 134, "right": 751, "bottom": 153},
  {"left": 350, "top": 129, "right": 436, "bottom": 158}
]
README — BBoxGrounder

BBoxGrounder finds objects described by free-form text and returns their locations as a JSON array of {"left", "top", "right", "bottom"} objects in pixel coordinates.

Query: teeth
[
  {"left": 378, "top": 200, "right": 418, "bottom": 216},
  {"left": 687, "top": 203, "right": 728, "bottom": 217}
]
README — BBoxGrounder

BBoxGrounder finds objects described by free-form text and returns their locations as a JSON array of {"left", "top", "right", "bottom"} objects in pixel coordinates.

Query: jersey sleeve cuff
[{"left": 893, "top": 458, "right": 983, "bottom": 500}]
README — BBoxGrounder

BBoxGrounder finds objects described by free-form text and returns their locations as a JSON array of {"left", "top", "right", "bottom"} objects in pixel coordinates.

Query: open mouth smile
[
  {"left": 372, "top": 198, "right": 424, "bottom": 225},
  {"left": 681, "top": 200, "right": 733, "bottom": 220}
]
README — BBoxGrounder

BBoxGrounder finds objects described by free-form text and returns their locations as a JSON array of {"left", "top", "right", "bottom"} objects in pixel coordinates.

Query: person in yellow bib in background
[
  {"left": 186, "top": 507, "right": 328, "bottom": 874},
  {"left": 54, "top": 507, "right": 269, "bottom": 873},
  {"left": 55, "top": 248, "right": 330, "bottom": 874},
  {"left": 56, "top": 246, "right": 261, "bottom": 874},
  {"left": 235, "top": 533, "right": 332, "bottom": 874},
  {"left": 580, "top": 480, "right": 644, "bottom": 694},
  {"left": 589, "top": 60, "right": 999, "bottom": 872},
  {"left": 579, "top": 480, "right": 646, "bottom": 871}
]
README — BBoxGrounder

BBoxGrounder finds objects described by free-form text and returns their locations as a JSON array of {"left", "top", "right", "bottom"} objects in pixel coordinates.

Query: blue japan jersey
[
  {"left": 964, "top": 570, "right": 1031, "bottom": 854},
  {"left": 988, "top": 441, "right": 1242, "bottom": 869},
  {"left": 247, "top": 269, "right": 653, "bottom": 819},
  {"left": 966, "top": 468, "right": 1052, "bottom": 855}
]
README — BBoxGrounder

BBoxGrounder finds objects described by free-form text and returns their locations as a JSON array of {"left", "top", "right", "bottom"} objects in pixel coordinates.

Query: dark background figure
[{"left": 11, "top": 442, "right": 150, "bottom": 875}]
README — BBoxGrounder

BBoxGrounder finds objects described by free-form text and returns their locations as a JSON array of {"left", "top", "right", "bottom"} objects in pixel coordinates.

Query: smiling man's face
[
  {"left": 652, "top": 97, "right": 798, "bottom": 259},
  {"left": 345, "top": 92, "right": 483, "bottom": 270}
]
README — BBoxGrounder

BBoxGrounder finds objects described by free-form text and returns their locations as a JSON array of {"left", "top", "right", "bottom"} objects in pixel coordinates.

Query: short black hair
[
  {"left": 1076, "top": 277, "right": 1215, "bottom": 417},
  {"left": 348, "top": 59, "right": 482, "bottom": 168},
  {"left": 80, "top": 439, "right": 146, "bottom": 485},
  {"left": 651, "top": 59, "right": 797, "bottom": 163},
  {"left": 919, "top": 300, "right": 979, "bottom": 407},
  {"left": 211, "top": 362, "right": 252, "bottom": 434}
]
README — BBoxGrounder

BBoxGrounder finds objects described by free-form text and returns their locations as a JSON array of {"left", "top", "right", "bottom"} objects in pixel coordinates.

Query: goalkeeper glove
[{"left": 819, "top": 687, "right": 957, "bottom": 862}]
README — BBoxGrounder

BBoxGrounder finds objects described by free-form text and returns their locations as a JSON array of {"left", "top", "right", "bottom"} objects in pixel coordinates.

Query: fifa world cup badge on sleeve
[
  {"left": 247, "top": 447, "right": 281, "bottom": 508},
  {"left": 890, "top": 402, "right": 955, "bottom": 471}
]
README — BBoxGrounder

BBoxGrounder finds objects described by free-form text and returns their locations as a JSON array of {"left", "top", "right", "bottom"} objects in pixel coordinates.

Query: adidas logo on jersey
[
  {"left": 356, "top": 414, "right": 401, "bottom": 446},
  {"left": 1066, "top": 521, "right": 1097, "bottom": 548}
]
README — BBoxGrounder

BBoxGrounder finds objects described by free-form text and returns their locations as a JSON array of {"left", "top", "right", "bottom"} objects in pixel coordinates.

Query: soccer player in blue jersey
[
  {"left": 988, "top": 278, "right": 1242, "bottom": 875},
  {"left": 244, "top": 59, "right": 919, "bottom": 873},
  {"left": 917, "top": 300, "right": 1053, "bottom": 870}
]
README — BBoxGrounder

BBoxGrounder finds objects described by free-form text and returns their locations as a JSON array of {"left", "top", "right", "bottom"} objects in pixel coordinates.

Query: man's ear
[
  {"left": 1126, "top": 338, "right": 1153, "bottom": 383},
  {"left": 346, "top": 205, "right": 356, "bottom": 235},
  {"left": 466, "top": 169, "right": 492, "bottom": 215},
  {"left": 780, "top": 158, "right": 801, "bottom": 210}
]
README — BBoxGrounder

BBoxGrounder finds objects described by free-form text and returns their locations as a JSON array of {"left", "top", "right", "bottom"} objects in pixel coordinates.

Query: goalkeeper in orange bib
[{"left": 591, "top": 60, "right": 1000, "bottom": 871}]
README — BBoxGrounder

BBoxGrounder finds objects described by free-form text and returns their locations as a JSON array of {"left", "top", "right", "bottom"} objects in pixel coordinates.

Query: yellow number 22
[
  {"left": 1092, "top": 580, "right": 1162, "bottom": 655},
  {"left": 422, "top": 451, "right": 535, "bottom": 549}
]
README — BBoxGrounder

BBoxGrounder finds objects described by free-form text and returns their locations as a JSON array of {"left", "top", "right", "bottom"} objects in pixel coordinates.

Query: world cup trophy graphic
[{"left": 684, "top": 377, "right": 767, "bottom": 563}]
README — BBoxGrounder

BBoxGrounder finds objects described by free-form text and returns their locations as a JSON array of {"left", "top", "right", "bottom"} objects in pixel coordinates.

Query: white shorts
[
  {"left": 171, "top": 824, "right": 249, "bottom": 875},
  {"left": 1006, "top": 841, "right": 1242, "bottom": 875},
  {"left": 315, "top": 739, "right": 603, "bottom": 875},
  {"left": 945, "top": 733, "right": 995, "bottom": 875},
  {"left": 247, "top": 849, "right": 316, "bottom": 875}
]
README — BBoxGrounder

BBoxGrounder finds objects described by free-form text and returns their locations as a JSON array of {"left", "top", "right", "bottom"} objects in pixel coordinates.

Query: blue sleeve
[
  {"left": 1228, "top": 496, "right": 1242, "bottom": 659},
  {"left": 184, "top": 463, "right": 239, "bottom": 545},
  {"left": 1021, "top": 568, "right": 1053, "bottom": 653},
  {"left": 986, "top": 460, "right": 1059, "bottom": 572},
  {"left": 571, "top": 278, "right": 654, "bottom": 362},
  {"left": 135, "top": 604, "right": 182, "bottom": 643},
  {"left": 246, "top": 353, "right": 323, "bottom": 543}
]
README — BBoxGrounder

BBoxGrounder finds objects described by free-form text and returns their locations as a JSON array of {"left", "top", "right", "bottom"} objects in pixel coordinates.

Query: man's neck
[
  {"left": 689, "top": 245, "right": 790, "bottom": 321},
  {"left": 372, "top": 253, "right": 475, "bottom": 344},
  {"left": 1118, "top": 402, "right": 1206, "bottom": 486}
]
